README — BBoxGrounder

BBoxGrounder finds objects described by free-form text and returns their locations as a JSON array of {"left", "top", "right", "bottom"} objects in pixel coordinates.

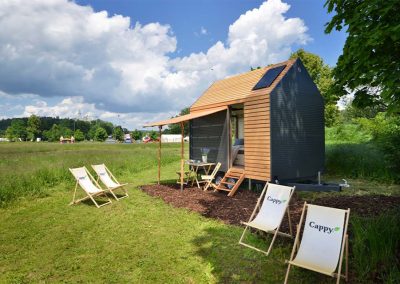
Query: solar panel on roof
[{"left": 252, "top": 65, "right": 286, "bottom": 90}]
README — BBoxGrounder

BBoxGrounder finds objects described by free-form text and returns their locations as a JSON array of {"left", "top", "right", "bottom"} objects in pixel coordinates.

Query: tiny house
[{"left": 146, "top": 58, "right": 324, "bottom": 196}]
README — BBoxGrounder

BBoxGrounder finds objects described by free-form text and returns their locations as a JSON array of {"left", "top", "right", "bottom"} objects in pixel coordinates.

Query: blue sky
[
  {"left": 0, "top": 0, "right": 346, "bottom": 129},
  {"left": 76, "top": 0, "right": 345, "bottom": 66}
]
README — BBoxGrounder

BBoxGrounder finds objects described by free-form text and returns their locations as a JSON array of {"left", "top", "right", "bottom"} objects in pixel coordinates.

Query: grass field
[{"left": 0, "top": 142, "right": 399, "bottom": 283}]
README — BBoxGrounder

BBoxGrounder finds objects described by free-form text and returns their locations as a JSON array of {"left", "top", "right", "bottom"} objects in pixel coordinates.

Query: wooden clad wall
[{"left": 244, "top": 94, "right": 270, "bottom": 181}]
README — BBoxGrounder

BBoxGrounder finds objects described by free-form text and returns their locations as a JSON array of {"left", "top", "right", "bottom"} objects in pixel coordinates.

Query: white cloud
[
  {"left": 21, "top": 96, "right": 178, "bottom": 130},
  {"left": 200, "top": 27, "right": 208, "bottom": 35},
  {"left": 0, "top": 0, "right": 310, "bottom": 128}
]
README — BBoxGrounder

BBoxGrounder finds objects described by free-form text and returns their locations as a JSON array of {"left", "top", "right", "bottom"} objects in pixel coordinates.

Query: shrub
[
  {"left": 74, "top": 129, "right": 85, "bottom": 141},
  {"left": 358, "top": 113, "right": 400, "bottom": 182},
  {"left": 94, "top": 127, "right": 108, "bottom": 141}
]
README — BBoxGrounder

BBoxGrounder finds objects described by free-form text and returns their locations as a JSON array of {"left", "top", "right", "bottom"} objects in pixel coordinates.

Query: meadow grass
[
  {"left": 0, "top": 142, "right": 399, "bottom": 283},
  {"left": 0, "top": 142, "right": 180, "bottom": 206},
  {"left": 351, "top": 208, "right": 400, "bottom": 283},
  {"left": 0, "top": 142, "right": 324, "bottom": 283},
  {"left": 325, "top": 125, "right": 397, "bottom": 183}
]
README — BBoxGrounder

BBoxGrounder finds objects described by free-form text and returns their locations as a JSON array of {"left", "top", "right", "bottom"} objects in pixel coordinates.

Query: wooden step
[
  {"left": 220, "top": 181, "right": 236, "bottom": 186},
  {"left": 217, "top": 187, "right": 232, "bottom": 192},
  {"left": 225, "top": 174, "right": 241, "bottom": 178},
  {"left": 215, "top": 168, "right": 246, "bottom": 197}
]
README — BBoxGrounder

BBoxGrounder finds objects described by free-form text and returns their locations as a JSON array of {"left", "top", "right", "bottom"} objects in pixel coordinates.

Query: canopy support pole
[
  {"left": 158, "top": 126, "right": 162, "bottom": 185},
  {"left": 180, "top": 122, "right": 184, "bottom": 192}
]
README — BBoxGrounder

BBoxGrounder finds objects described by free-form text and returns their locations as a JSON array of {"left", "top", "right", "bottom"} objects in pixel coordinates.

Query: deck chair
[
  {"left": 69, "top": 167, "right": 112, "bottom": 208},
  {"left": 239, "top": 182, "right": 295, "bottom": 255},
  {"left": 201, "top": 162, "right": 221, "bottom": 191},
  {"left": 284, "top": 202, "right": 350, "bottom": 284},
  {"left": 91, "top": 164, "right": 129, "bottom": 200}
]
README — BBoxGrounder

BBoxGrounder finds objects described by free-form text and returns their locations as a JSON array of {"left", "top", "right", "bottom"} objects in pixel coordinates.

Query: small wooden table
[{"left": 185, "top": 161, "right": 216, "bottom": 188}]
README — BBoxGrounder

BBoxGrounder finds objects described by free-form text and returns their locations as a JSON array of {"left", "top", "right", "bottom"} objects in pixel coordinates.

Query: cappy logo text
[
  {"left": 309, "top": 221, "right": 340, "bottom": 234},
  {"left": 266, "top": 196, "right": 287, "bottom": 205}
]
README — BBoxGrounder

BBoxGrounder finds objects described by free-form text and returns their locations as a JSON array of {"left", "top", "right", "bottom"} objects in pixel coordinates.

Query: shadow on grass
[
  {"left": 80, "top": 197, "right": 111, "bottom": 207},
  {"left": 191, "top": 225, "right": 335, "bottom": 283}
]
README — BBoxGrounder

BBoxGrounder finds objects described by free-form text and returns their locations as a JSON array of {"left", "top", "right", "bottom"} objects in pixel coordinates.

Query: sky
[{"left": 0, "top": 0, "right": 346, "bottom": 129}]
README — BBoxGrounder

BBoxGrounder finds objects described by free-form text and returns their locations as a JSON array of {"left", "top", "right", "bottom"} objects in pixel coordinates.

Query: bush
[
  {"left": 351, "top": 208, "right": 400, "bottom": 282},
  {"left": 358, "top": 113, "right": 400, "bottom": 181},
  {"left": 94, "top": 127, "right": 108, "bottom": 141},
  {"left": 326, "top": 123, "right": 371, "bottom": 144},
  {"left": 325, "top": 142, "right": 393, "bottom": 181},
  {"left": 74, "top": 129, "right": 85, "bottom": 141}
]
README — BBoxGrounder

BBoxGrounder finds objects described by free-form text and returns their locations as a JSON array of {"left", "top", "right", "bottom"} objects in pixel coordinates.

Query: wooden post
[
  {"left": 180, "top": 122, "right": 184, "bottom": 191},
  {"left": 158, "top": 125, "right": 162, "bottom": 185}
]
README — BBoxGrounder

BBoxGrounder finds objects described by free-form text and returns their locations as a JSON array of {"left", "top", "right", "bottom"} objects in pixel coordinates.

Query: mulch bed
[{"left": 140, "top": 184, "right": 400, "bottom": 229}]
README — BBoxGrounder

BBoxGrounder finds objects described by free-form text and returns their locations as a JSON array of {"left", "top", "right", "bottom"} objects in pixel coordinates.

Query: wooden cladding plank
[
  {"left": 244, "top": 102, "right": 269, "bottom": 111},
  {"left": 245, "top": 149, "right": 270, "bottom": 154},
  {"left": 245, "top": 167, "right": 270, "bottom": 175},
  {"left": 245, "top": 125, "right": 269, "bottom": 130},
  {"left": 244, "top": 111, "right": 269, "bottom": 118},
  {"left": 244, "top": 121, "right": 270, "bottom": 127},
  {"left": 245, "top": 148, "right": 270, "bottom": 153},
  {"left": 245, "top": 94, "right": 270, "bottom": 103},
  {"left": 245, "top": 157, "right": 270, "bottom": 163},
  {"left": 245, "top": 162, "right": 270, "bottom": 168},
  {"left": 244, "top": 128, "right": 270, "bottom": 133},
  {"left": 244, "top": 103, "right": 269, "bottom": 110},
  {"left": 244, "top": 115, "right": 270, "bottom": 121},
  {"left": 245, "top": 174, "right": 269, "bottom": 181},
  {"left": 244, "top": 135, "right": 270, "bottom": 139},
  {"left": 245, "top": 155, "right": 270, "bottom": 161}
]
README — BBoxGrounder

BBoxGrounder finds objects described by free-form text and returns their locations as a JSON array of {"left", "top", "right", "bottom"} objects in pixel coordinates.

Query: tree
[
  {"left": 164, "top": 108, "right": 190, "bottom": 135},
  {"left": 325, "top": 0, "right": 400, "bottom": 111},
  {"left": 149, "top": 130, "right": 158, "bottom": 140},
  {"left": 325, "top": 104, "right": 340, "bottom": 127},
  {"left": 26, "top": 115, "right": 41, "bottom": 141},
  {"left": 74, "top": 129, "right": 85, "bottom": 142},
  {"left": 42, "top": 124, "right": 60, "bottom": 142},
  {"left": 5, "top": 119, "right": 27, "bottom": 141},
  {"left": 131, "top": 129, "right": 143, "bottom": 141},
  {"left": 94, "top": 127, "right": 108, "bottom": 141},
  {"left": 113, "top": 126, "right": 124, "bottom": 141}
]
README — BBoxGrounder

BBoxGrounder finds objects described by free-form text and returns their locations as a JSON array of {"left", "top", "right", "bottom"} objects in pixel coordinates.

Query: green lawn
[{"left": 0, "top": 143, "right": 398, "bottom": 283}]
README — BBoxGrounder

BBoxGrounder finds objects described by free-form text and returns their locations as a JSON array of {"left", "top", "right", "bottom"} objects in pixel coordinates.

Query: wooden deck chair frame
[
  {"left": 284, "top": 202, "right": 350, "bottom": 284},
  {"left": 91, "top": 164, "right": 129, "bottom": 201},
  {"left": 69, "top": 167, "right": 112, "bottom": 208},
  {"left": 239, "top": 182, "right": 295, "bottom": 256},
  {"left": 201, "top": 162, "right": 222, "bottom": 191}
]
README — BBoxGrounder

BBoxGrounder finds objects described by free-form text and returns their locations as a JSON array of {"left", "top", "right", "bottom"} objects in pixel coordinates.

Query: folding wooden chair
[
  {"left": 91, "top": 164, "right": 129, "bottom": 200},
  {"left": 201, "top": 162, "right": 221, "bottom": 191},
  {"left": 69, "top": 167, "right": 112, "bottom": 208},
  {"left": 284, "top": 202, "right": 350, "bottom": 284},
  {"left": 239, "top": 182, "right": 295, "bottom": 255}
]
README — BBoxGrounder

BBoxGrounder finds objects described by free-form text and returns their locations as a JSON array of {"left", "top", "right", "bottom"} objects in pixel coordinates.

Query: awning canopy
[{"left": 144, "top": 106, "right": 227, "bottom": 127}]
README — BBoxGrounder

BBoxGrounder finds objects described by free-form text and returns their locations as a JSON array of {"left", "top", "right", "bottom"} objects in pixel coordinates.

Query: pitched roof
[
  {"left": 190, "top": 59, "right": 296, "bottom": 111},
  {"left": 144, "top": 106, "right": 227, "bottom": 127}
]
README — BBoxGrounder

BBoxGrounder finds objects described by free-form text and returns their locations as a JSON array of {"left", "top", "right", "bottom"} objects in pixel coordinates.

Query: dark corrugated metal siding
[
  {"left": 270, "top": 59, "right": 325, "bottom": 181},
  {"left": 190, "top": 110, "right": 230, "bottom": 172}
]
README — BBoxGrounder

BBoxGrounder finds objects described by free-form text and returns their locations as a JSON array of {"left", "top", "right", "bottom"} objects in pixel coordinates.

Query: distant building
[{"left": 161, "top": 134, "right": 189, "bottom": 143}]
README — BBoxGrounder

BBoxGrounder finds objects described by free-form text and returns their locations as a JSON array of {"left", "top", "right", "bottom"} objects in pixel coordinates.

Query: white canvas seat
[
  {"left": 201, "top": 162, "right": 221, "bottom": 191},
  {"left": 69, "top": 167, "right": 112, "bottom": 208},
  {"left": 284, "top": 202, "right": 350, "bottom": 284},
  {"left": 91, "top": 164, "right": 129, "bottom": 200},
  {"left": 239, "top": 182, "right": 295, "bottom": 255}
]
